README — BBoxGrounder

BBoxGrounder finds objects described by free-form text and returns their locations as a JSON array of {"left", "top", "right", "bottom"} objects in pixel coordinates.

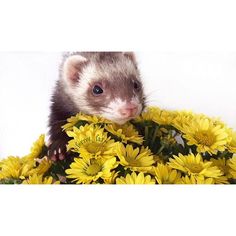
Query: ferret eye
[
  {"left": 92, "top": 85, "right": 103, "bottom": 95},
  {"left": 133, "top": 81, "right": 140, "bottom": 90}
]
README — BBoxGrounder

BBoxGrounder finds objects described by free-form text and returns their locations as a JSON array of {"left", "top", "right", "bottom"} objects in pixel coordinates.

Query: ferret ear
[{"left": 63, "top": 55, "right": 88, "bottom": 83}]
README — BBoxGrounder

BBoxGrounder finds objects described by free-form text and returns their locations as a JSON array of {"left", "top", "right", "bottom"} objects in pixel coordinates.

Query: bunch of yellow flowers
[{"left": 1, "top": 107, "right": 236, "bottom": 184}]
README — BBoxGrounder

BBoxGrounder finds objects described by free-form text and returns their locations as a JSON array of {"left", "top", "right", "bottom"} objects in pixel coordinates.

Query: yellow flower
[
  {"left": 228, "top": 155, "right": 236, "bottom": 179},
  {"left": 0, "top": 156, "right": 26, "bottom": 180},
  {"left": 0, "top": 155, "right": 51, "bottom": 181},
  {"left": 153, "top": 163, "right": 181, "bottom": 184},
  {"left": 116, "top": 172, "right": 155, "bottom": 184},
  {"left": 0, "top": 156, "right": 34, "bottom": 180},
  {"left": 22, "top": 134, "right": 46, "bottom": 161},
  {"left": 151, "top": 107, "right": 176, "bottom": 125},
  {"left": 212, "top": 176, "right": 229, "bottom": 184},
  {"left": 62, "top": 113, "right": 111, "bottom": 131},
  {"left": 22, "top": 174, "right": 60, "bottom": 184},
  {"left": 103, "top": 171, "right": 119, "bottom": 184},
  {"left": 134, "top": 106, "right": 157, "bottom": 122},
  {"left": 226, "top": 129, "right": 236, "bottom": 153},
  {"left": 179, "top": 175, "right": 214, "bottom": 184},
  {"left": 0, "top": 135, "right": 51, "bottom": 181},
  {"left": 182, "top": 117, "right": 229, "bottom": 155},
  {"left": 168, "top": 153, "right": 223, "bottom": 178},
  {"left": 135, "top": 107, "right": 175, "bottom": 125},
  {"left": 66, "top": 124, "right": 116, "bottom": 160},
  {"left": 66, "top": 156, "right": 117, "bottom": 184},
  {"left": 28, "top": 158, "right": 52, "bottom": 176},
  {"left": 171, "top": 110, "right": 196, "bottom": 131},
  {"left": 210, "top": 157, "right": 231, "bottom": 179},
  {"left": 105, "top": 123, "right": 143, "bottom": 144},
  {"left": 30, "top": 134, "right": 45, "bottom": 156},
  {"left": 116, "top": 143, "right": 155, "bottom": 172}
]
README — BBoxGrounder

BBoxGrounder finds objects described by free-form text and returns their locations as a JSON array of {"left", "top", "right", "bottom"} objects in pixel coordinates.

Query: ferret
[{"left": 48, "top": 52, "right": 146, "bottom": 161}]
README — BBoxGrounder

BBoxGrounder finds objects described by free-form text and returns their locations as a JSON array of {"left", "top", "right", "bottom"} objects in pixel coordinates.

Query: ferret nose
[{"left": 119, "top": 104, "right": 138, "bottom": 118}]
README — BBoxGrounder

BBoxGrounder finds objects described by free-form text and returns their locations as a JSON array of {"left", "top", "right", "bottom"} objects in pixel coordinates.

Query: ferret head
[{"left": 61, "top": 52, "right": 145, "bottom": 124}]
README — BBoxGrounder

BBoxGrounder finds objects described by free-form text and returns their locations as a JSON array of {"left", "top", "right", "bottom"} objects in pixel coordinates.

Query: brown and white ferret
[{"left": 48, "top": 52, "right": 146, "bottom": 160}]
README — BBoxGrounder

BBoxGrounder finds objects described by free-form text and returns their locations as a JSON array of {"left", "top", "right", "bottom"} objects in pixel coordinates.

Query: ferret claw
[{"left": 47, "top": 138, "right": 68, "bottom": 161}]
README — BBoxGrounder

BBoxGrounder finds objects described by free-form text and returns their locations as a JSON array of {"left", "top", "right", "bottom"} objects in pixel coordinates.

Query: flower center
[
  {"left": 122, "top": 127, "right": 134, "bottom": 137},
  {"left": 194, "top": 131, "right": 215, "bottom": 146},
  {"left": 126, "top": 156, "right": 145, "bottom": 167},
  {"left": 86, "top": 162, "right": 101, "bottom": 176},
  {"left": 187, "top": 164, "right": 203, "bottom": 174},
  {"left": 85, "top": 142, "right": 105, "bottom": 154}
]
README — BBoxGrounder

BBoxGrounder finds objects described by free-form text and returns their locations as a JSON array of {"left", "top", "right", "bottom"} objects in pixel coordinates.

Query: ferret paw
[{"left": 47, "top": 140, "right": 67, "bottom": 162}]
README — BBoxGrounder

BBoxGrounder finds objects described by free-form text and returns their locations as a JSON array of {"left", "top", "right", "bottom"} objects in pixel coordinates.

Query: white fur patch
[
  {"left": 63, "top": 62, "right": 98, "bottom": 114},
  {"left": 100, "top": 96, "right": 142, "bottom": 124}
]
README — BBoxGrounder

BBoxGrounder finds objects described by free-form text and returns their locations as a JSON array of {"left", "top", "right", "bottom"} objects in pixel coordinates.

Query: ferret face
[{"left": 62, "top": 52, "right": 145, "bottom": 124}]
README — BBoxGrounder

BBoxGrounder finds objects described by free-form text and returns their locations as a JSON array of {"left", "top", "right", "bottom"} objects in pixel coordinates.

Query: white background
[
  {"left": 0, "top": 52, "right": 236, "bottom": 158},
  {"left": 0, "top": 1, "right": 236, "bottom": 236}
]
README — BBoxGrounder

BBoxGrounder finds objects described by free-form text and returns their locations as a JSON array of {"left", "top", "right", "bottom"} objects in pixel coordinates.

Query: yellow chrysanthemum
[
  {"left": 212, "top": 119, "right": 233, "bottom": 142},
  {"left": 116, "top": 172, "right": 155, "bottom": 184},
  {"left": 171, "top": 110, "right": 196, "bottom": 131},
  {"left": 103, "top": 171, "right": 119, "bottom": 184},
  {"left": 153, "top": 163, "right": 181, "bottom": 184},
  {"left": 135, "top": 107, "right": 175, "bottom": 125},
  {"left": 0, "top": 135, "right": 51, "bottom": 181},
  {"left": 228, "top": 155, "right": 236, "bottom": 179},
  {"left": 179, "top": 175, "right": 214, "bottom": 184},
  {"left": 226, "top": 129, "right": 236, "bottom": 153},
  {"left": 27, "top": 158, "right": 52, "bottom": 176},
  {"left": 105, "top": 123, "right": 143, "bottom": 144},
  {"left": 66, "top": 156, "right": 117, "bottom": 184},
  {"left": 30, "top": 134, "right": 45, "bottom": 156},
  {"left": 66, "top": 124, "right": 116, "bottom": 160},
  {"left": 0, "top": 156, "right": 51, "bottom": 181},
  {"left": 116, "top": 143, "right": 155, "bottom": 172},
  {"left": 22, "top": 134, "right": 46, "bottom": 161},
  {"left": 62, "top": 113, "right": 111, "bottom": 131},
  {"left": 182, "top": 117, "right": 229, "bottom": 155},
  {"left": 210, "top": 157, "right": 231, "bottom": 179},
  {"left": 212, "top": 176, "right": 229, "bottom": 184},
  {"left": 168, "top": 153, "right": 223, "bottom": 178},
  {"left": 22, "top": 174, "right": 60, "bottom": 184},
  {"left": 0, "top": 156, "right": 28, "bottom": 180},
  {"left": 134, "top": 107, "right": 157, "bottom": 122},
  {"left": 151, "top": 107, "right": 176, "bottom": 125}
]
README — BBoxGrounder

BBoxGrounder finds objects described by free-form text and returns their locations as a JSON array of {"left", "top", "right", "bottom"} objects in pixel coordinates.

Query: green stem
[
  {"left": 157, "top": 145, "right": 165, "bottom": 154},
  {"left": 144, "top": 126, "right": 149, "bottom": 146},
  {"left": 151, "top": 126, "right": 159, "bottom": 148}
]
